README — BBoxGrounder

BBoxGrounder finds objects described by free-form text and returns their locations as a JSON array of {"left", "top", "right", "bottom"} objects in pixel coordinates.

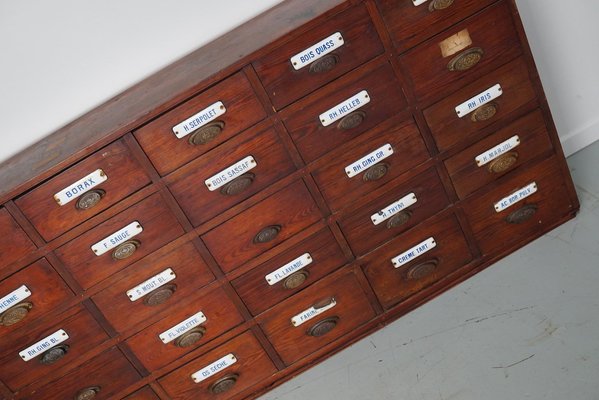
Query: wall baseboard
[{"left": 561, "top": 119, "right": 599, "bottom": 157}]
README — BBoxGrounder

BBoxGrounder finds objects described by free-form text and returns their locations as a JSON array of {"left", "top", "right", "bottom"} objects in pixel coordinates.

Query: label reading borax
[
  {"left": 0, "top": 285, "right": 31, "bottom": 314},
  {"left": 191, "top": 354, "right": 237, "bottom": 383},
  {"left": 91, "top": 221, "right": 143, "bottom": 256},
  {"left": 391, "top": 237, "right": 436, "bottom": 268},
  {"left": 291, "top": 299, "right": 337, "bottom": 327},
  {"left": 53, "top": 169, "right": 107, "bottom": 206},
  {"left": 159, "top": 311, "right": 207, "bottom": 344},
  {"left": 494, "top": 182, "right": 537, "bottom": 213},
  {"left": 475, "top": 135, "right": 520, "bottom": 167},
  {"left": 345, "top": 144, "right": 394, "bottom": 178},
  {"left": 19, "top": 330, "right": 69, "bottom": 362},
  {"left": 371, "top": 193, "right": 418, "bottom": 226},
  {"left": 290, "top": 32, "right": 344, "bottom": 71},
  {"left": 172, "top": 101, "right": 226, "bottom": 139},
  {"left": 127, "top": 268, "right": 176, "bottom": 302},
  {"left": 319, "top": 90, "right": 370, "bottom": 127},
  {"left": 204, "top": 156, "right": 256, "bottom": 191},
  {"left": 265, "top": 253, "right": 312, "bottom": 286},
  {"left": 455, "top": 84, "right": 502, "bottom": 118}
]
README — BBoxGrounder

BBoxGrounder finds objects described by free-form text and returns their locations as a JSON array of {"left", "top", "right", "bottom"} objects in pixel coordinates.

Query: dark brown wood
[
  {"left": 123, "top": 386, "right": 161, "bottom": 400},
  {"left": 0, "top": 208, "right": 37, "bottom": 273}
]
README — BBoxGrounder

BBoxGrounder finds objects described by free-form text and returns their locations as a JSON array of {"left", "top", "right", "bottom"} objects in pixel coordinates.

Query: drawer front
[
  {"left": 462, "top": 155, "right": 575, "bottom": 255},
  {"left": 0, "top": 208, "right": 37, "bottom": 273},
  {"left": 0, "top": 258, "right": 73, "bottom": 333},
  {"left": 15, "top": 139, "right": 151, "bottom": 241},
  {"left": 159, "top": 331, "right": 277, "bottom": 400},
  {"left": 134, "top": 71, "right": 267, "bottom": 175},
  {"left": 202, "top": 180, "right": 322, "bottom": 273},
  {"left": 423, "top": 57, "right": 537, "bottom": 152},
  {"left": 55, "top": 193, "right": 185, "bottom": 290},
  {"left": 376, "top": 0, "right": 497, "bottom": 53},
  {"left": 92, "top": 241, "right": 214, "bottom": 334},
  {"left": 231, "top": 228, "right": 348, "bottom": 316},
  {"left": 0, "top": 306, "right": 110, "bottom": 391},
  {"left": 281, "top": 60, "right": 407, "bottom": 163},
  {"left": 400, "top": 1, "right": 522, "bottom": 103},
  {"left": 361, "top": 214, "right": 473, "bottom": 309},
  {"left": 338, "top": 167, "right": 450, "bottom": 256},
  {"left": 253, "top": 4, "right": 384, "bottom": 110},
  {"left": 166, "top": 125, "right": 296, "bottom": 227},
  {"left": 124, "top": 386, "right": 160, "bottom": 400},
  {"left": 311, "top": 117, "right": 429, "bottom": 211},
  {"left": 125, "top": 284, "right": 244, "bottom": 371},
  {"left": 17, "top": 347, "right": 141, "bottom": 400},
  {"left": 258, "top": 268, "right": 376, "bottom": 365},
  {"left": 445, "top": 109, "right": 554, "bottom": 199}
]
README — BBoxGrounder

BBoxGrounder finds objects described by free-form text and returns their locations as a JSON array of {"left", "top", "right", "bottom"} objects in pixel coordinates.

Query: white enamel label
[
  {"left": 494, "top": 182, "right": 538, "bottom": 213},
  {"left": 191, "top": 353, "right": 237, "bottom": 383},
  {"left": 159, "top": 311, "right": 207, "bottom": 344},
  {"left": 172, "top": 101, "right": 226, "bottom": 139},
  {"left": 455, "top": 84, "right": 503, "bottom": 118},
  {"left": 475, "top": 135, "right": 521, "bottom": 167},
  {"left": 204, "top": 156, "right": 256, "bottom": 191},
  {"left": 412, "top": 0, "right": 428, "bottom": 5},
  {"left": 371, "top": 193, "right": 418, "bottom": 226},
  {"left": 19, "top": 329, "right": 69, "bottom": 362},
  {"left": 127, "top": 268, "right": 176, "bottom": 302},
  {"left": 290, "top": 32, "right": 344, "bottom": 71},
  {"left": 0, "top": 285, "right": 31, "bottom": 314},
  {"left": 53, "top": 169, "right": 107, "bottom": 206},
  {"left": 319, "top": 90, "right": 370, "bottom": 127},
  {"left": 291, "top": 299, "right": 337, "bottom": 327},
  {"left": 265, "top": 253, "right": 312, "bottom": 286},
  {"left": 391, "top": 237, "right": 436, "bottom": 268},
  {"left": 91, "top": 221, "right": 143, "bottom": 256},
  {"left": 345, "top": 144, "right": 394, "bottom": 178}
]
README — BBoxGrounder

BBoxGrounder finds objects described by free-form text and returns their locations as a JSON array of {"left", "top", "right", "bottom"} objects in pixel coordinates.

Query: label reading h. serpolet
[{"left": 172, "top": 101, "right": 226, "bottom": 139}]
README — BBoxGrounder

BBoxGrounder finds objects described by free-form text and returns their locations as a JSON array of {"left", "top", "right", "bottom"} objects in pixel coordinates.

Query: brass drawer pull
[
  {"left": 283, "top": 270, "right": 310, "bottom": 290},
  {"left": 174, "top": 326, "right": 206, "bottom": 348},
  {"left": 253, "top": 225, "right": 281, "bottom": 244},
  {"left": 188, "top": 121, "right": 225, "bottom": 146},
  {"left": 39, "top": 344, "right": 70, "bottom": 365},
  {"left": 143, "top": 284, "right": 177, "bottom": 306},
  {"left": 0, "top": 301, "right": 33, "bottom": 326},
  {"left": 75, "top": 386, "right": 101, "bottom": 400},
  {"left": 386, "top": 210, "right": 413, "bottom": 229},
  {"left": 112, "top": 239, "right": 141, "bottom": 260},
  {"left": 406, "top": 258, "right": 439, "bottom": 281},
  {"left": 210, "top": 373, "right": 239, "bottom": 394},
  {"left": 309, "top": 54, "right": 339, "bottom": 74},
  {"left": 76, "top": 189, "right": 106, "bottom": 210},
  {"left": 488, "top": 151, "right": 519, "bottom": 174},
  {"left": 448, "top": 47, "right": 484, "bottom": 72},
  {"left": 429, "top": 0, "right": 454, "bottom": 11},
  {"left": 220, "top": 173, "right": 255, "bottom": 196},
  {"left": 363, "top": 163, "right": 389, "bottom": 182},
  {"left": 337, "top": 110, "right": 366, "bottom": 131},
  {"left": 307, "top": 316, "right": 339, "bottom": 337},
  {"left": 471, "top": 102, "right": 498, "bottom": 122},
  {"left": 506, "top": 204, "right": 538, "bottom": 224}
]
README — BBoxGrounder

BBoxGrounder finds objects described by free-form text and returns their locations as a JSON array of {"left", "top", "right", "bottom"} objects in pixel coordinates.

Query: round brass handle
[
  {"left": 174, "top": 326, "right": 207, "bottom": 348},
  {"left": 111, "top": 239, "right": 141, "bottom": 260},
  {"left": 283, "top": 270, "right": 310, "bottom": 290},
  {"left": 76, "top": 189, "right": 106, "bottom": 211},
  {"left": 448, "top": 47, "right": 484, "bottom": 72},
  {"left": 188, "top": 120, "right": 225, "bottom": 146},
  {"left": 39, "top": 344, "right": 70, "bottom": 365},
  {"left": 74, "top": 386, "right": 101, "bottom": 400},
  {"left": 307, "top": 316, "right": 339, "bottom": 337},
  {"left": 505, "top": 204, "right": 538, "bottom": 224},
  {"left": 309, "top": 54, "right": 339, "bottom": 74},
  {"left": 143, "top": 284, "right": 177, "bottom": 306},
  {"left": 253, "top": 225, "right": 281, "bottom": 244},
  {"left": 429, "top": 0, "right": 454, "bottom": 11},
  {"left": 0, "top": 301, "right": 33, "bottom": 327},
  {"left": 488, "top": 151, "right": 519, "bottom": 174},
  {"left": 220, "top": 172, "right": 255, "bottom": 196},
  {"left": 363, "top": 163, "right": 389, "bottom": 182},
  {"left": 209, "top": 373, "right": 239, "bottom": 394},
  {"left": 386, "top": 210, "right": 413, "bottom": 230},
  {"left": 471, "top": 102, "right": 498, "bottom": 122},
  {"left": 406, "top": 258, "right": 439, "bottom": 281},
  {"left": 337, "top": 110, "right": 366, "bottom": 131}
]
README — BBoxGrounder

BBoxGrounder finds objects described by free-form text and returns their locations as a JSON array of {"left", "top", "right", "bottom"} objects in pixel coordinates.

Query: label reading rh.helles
[{"left": 319, "top": 90, "right": 370, "bottom": 127}]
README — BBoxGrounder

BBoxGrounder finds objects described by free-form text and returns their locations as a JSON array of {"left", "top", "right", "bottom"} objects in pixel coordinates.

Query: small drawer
[
  {"left": 257, "top": 268, "right": 376, "bottom": 365},
  {"left": 253, "top": 3, "right": 384, "bottom": 110},
  {"left": 159, "top": 331, "right": 277, "bottom": 400},
  {"left": 15, "top": 139, "right": 151, "bottom": 241},
  {"left": 202, "top": 180, "right": 322, "bottom": 273},
  {"left": 231, "top": 228, "right": 348, "bottom": 316},
  {"left": 311, "top": 116, "right": 429, "bottom": 211},
  {"left": 0, "top": 258, "right": 73, "bottom": 332},
  {"left": 400, "top": 1, "right": 522, "bottom": 103},
  {"left": 0, "top": 305, "right": 110, "bottom": 391},
  {"left": 17, "top": 347, "right": 141, "bottom": 400},
  {"left": 280, "top": 60, "right": 407, "bottom": 163},
  {"left": 445, "top": 109, "right": 554, "bottom": 199},
  {"left": 376, "top": 0, "right": 497, "bottom": 53},
  {"left": 423, "top": 57, "right": 537, "bottom": 152},
  {"left": 338, "top": 167, "right": 450, "bottom": 256},
  {"left": 55, "top": 193, "right": 185, "bottom": 290},
  {"left": 0, "top": 207, "right": 36, "bottom": 274},
  {"left": 134, "top": 71, "right": 267, "bottom": 175},
  {"left": 92, "top": 241, "right": 214, "bottom": 334},
  {"left": 166, "top": 124, "right": 296, "bottom": 227},
  {"left": 361, "top": 214, "right": 473, "bottom": 309},
  {"left": 124, "top": 386, "right": 160, "bottom": 400},
  {"left": 462, "top": 155, "right": 574, "bottom": 255}
]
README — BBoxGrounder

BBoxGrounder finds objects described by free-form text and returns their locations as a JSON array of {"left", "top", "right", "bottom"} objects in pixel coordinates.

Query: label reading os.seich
[
  {"left": 53, "top": 169, "right": 107, "bottom": 206},
  {"left": 391, "top": 237, "right": 436, "bottom": 268},
  {"left": 19, "top": 329, "right": 69, "bottom": 362},
  {"left": 290, "top": 32, "right": 344, "bottom": 71},
  {"left": 475, "top": 135, "right": 521, "bottom": 167},
  {"left": 494, "top": 182, "right": 538, "bottom": 213},
  {"left": 172, "top": 101, "right": 226, "bottom": 139},
  {"left": 412, "top": 0, "right": 428, "bottom": 6},
  {"left": 127, "top": 268, "right": 176, "bottom": 302},
  {"left": 371, "top": 193, "right": 418, "bottom": 226},
  {"left": 319, "top": 90, "right": 370, "bottom": 127},
  {"left": 345, "top": 144, "right": 394, "bottom": 178},
  {"left": 455, "top": 84, "right": 502, "bottom": 118},
  {"left": 159, "top": 311, "right": 207, "bottom": 344},
  {"left": 191, "top": 353, "right": 237, "bottom": 383},
  {"left": 0, "top": 285, "right": 31, "bottom": 314},
  {"left": 265, "top": 253, "right": 313, "bottom": 286},
  {"left": 204, "top": 156, "right": 256, "bottom": 191},
  {"left": 291, "top": 298, "right": 337, "bottom": 327},
  {"left": 91, "top": 221, "right": 143, "bottom": 256}
]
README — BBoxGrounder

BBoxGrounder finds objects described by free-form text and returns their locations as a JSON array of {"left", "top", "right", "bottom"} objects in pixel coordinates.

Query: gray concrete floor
[{"left": 260, "top": 142, "right": 599, "bottom": 400}]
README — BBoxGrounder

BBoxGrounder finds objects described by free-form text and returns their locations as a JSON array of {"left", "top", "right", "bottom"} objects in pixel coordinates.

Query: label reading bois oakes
[
  {"left": 494, "top": 182, "right": 537, "bottom": 213},
  {"left": 290, "top": 32, "right": 344, "bottom": 71},
  {"left": 391, "top": 237, "right": 436, "bottom": 268},
  {"left": 345, "top": 144, "right": 394, "bottom": 178},
  {"left": 172, "top": 101, "right": 226, "bottom": 139},
  {"left": 319, "top": 90, "right": 370, "bottom": 127},
  {"left": 455, "top": 84, "right": 502, "bottom": 118},
  {"left": 0, "top": 285, "right": 31, "bottom": 314},
  {"left": 127, "top": 268, "right": 176, "bottom": 302},
  {"left": 53, "top": 169, "right": 107, "bottom": 206},
  {"left": 265, "top": 253, "right": 313, "bottom": 286},
  {"left": 191, "top": 353, "right": 237, "bottom": 383},
  {"left": 371, "top": 193, "right": 418, "bottom": 226},
  {"left": 204, "top": 156, "right": 256, "bottom": 191},
  {"left": 19, "top": 329, "right": 69, "bottom": 362},
  {"left": 91, "top": 221, "right": 143, "bottom": 256}
]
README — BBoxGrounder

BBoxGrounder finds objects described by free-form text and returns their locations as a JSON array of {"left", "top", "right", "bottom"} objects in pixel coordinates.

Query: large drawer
[{"left": 0, "top": 208, "right": 36, "bottom": 274}]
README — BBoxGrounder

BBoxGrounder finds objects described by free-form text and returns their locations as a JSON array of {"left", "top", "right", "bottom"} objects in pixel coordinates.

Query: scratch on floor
[
  {"left": 527, "top": 319, "right": 559, "bottom": 346},
  {"left": 492, "top": 354, "right": 535, "bottom": 369}
]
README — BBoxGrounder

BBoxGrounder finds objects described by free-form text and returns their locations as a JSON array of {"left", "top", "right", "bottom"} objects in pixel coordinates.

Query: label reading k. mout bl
[
  {"left": 172, "top": 101, "right": 226, "bottom": 139},
  {"left": 53, "top": 169, "right": 107, "bottom": 206},
  {"left": 127, "top": 268, "right": 176, "bottom": 302},
  {"left": 91, "top": 221, "right": 143, "bottom": 256},
  {"left": 204, "top": 156, "right": 256, "bottom": 191},
  {"left": 290, "top": 32, "right": 344, "bottom": 71},
  {"left": 319, "top": 90, "right": 370, "bottom": 127}
]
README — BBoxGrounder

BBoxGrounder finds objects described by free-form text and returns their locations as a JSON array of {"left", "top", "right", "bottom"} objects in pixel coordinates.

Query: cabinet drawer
[
  {"left": 258, "top": 268, "right": 376, "bottom": 365},
  {"left": 0, "top": 306, "right": 110, "bottom": 391},
  {"left": 159, "top": 331, "right": 277, "bottom": 400},
  {"left": 0, "top": 258, "right": 73, "bottom": 333},
  {"left": 166, "top": 125, "right": 296, "bottom": 227},
  {"left": 253, "top": 4, "right": 384, "bottom": 110},
  {"left": 202, "top": 180, "right": 322, "bottom": 273},
  {"left": 423, "top": 57, "right": 537, "bottom": 152},
  {"left": 134, "top": 71, "right": 267, "bottom": 175},
  {"left": 92, "top": 241, "right": 214, "bottom": 334},
  {"left": 231, "top": 228, "right": 347, "bottom": 316},
  {"left": 0, "top": 208, "right": 36, "bottom": 273},
  {"left": 462, "top": 155, "right": 575, "bottom": 255},
  {"left": 361, "top": 214, "right": 473, "bottom": 309},
  {"left": 400, "top": 1, "right": 522, "bottom": 103},
  {"left": 15, "top": 139, "right": 151, "bottom": 241},
  {"left": 124, "top": 386, "right": 160, "bottom": 400},
  {"left": 338, "top": 168, "right": 450, "bottom": 256},
  {"left": 280, "top": 60, "right": 406, "bottom": 163},
  {"left": 55, "top": 193, "right": 185, "bottom": 290},
  {"left": 311, "top": 117, "right": 429, "bottom": 211},
  {"left": 445, "top": 109, "right": 554, "bottom": 199},
  {"left": 17, "top": 347, "right": 141, "bottom": 400}
]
